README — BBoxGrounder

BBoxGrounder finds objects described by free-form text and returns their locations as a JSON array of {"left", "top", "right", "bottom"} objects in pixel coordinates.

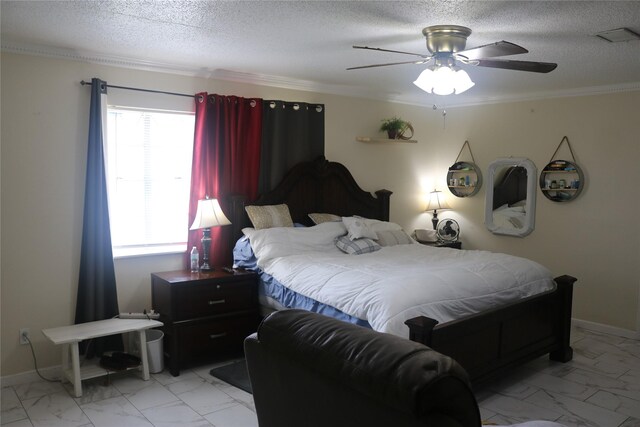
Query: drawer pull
[
  {"left": 209, "top": 332, "right": 227, "bottom": 340},
  {"left": 208, "top": 299, "right": 226, "bottom": 305}
]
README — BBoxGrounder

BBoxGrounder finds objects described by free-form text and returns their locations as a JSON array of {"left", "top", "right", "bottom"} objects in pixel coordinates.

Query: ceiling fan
[{"left": 347, "top": 25, "right": 557, "bottom": 95}]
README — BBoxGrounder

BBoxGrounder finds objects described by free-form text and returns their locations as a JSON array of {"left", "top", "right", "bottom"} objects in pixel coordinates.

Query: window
[{"left": 106, "top": 107, "right": 194, "bottom": 257}]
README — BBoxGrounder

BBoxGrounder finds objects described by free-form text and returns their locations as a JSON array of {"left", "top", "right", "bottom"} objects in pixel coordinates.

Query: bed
[{"left": 228, "top": 156, "right": 576, "bottom": 384}]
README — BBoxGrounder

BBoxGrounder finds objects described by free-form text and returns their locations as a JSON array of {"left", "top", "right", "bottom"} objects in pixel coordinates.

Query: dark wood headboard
[
  {"left": 492, "top": 166, "right": 528, "bottom": 209},
  {"left": 229, "top": 156, "right": 392, "bottom": 245}
]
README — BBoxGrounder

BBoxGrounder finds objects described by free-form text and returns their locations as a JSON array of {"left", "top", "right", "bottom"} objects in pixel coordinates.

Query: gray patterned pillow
[
  {"left": 335, "top": 235, "right": 381, "bottom": 255},
  {"left": 245, "top": 204, "right": 294, "bottom": 230}
]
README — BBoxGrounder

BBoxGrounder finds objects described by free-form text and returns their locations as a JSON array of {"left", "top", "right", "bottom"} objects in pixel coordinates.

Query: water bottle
[{"left": 190, "top": 246, "right": 199, "bottom": 273}]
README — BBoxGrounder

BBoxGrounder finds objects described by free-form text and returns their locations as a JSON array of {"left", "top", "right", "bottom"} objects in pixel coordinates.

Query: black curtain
[
  {"left": 259, "top": 101, "right": 324, "bottom": 193},
  {"left": 75, "top": 78, "right": 122, "bottom": 357}
]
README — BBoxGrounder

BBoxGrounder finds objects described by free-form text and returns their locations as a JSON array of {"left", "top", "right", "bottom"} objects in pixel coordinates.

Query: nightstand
[
  {"left": 151, "top": 269, "right": 259, "bottom": 376},
  {"left": 420, "top": 241, "right": 462, "bottom": 249}
]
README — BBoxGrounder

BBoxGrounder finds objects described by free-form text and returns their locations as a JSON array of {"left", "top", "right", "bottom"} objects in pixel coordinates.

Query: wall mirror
[{"left": 485, "top": 158, "right": 537, "bottom": 237}]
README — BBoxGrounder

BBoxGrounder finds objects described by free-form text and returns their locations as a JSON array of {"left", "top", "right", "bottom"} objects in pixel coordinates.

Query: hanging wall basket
[
  {"left": 447, "top": 140, "right": 482, "bottom": 198},
  {"left": 539, "top": 136, "right": 584, "bottom": 202}
]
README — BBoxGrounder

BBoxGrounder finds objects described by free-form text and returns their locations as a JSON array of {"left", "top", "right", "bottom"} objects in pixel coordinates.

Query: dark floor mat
[{"left": 209, "top": 359, "right": 252, "bottom": 394}]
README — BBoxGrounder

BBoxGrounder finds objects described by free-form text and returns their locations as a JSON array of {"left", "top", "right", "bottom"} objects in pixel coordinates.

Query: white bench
[{"left": 42, "top": 318, "right": 163, "bottom": 397}]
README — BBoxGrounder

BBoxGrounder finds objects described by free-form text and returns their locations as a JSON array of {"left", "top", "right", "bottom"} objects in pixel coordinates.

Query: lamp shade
[
  {"left": 190, "top": 198, "right": 231, "bottom": 230},
  {"left": 426, "top": 190, "right": 451, "bottom": 212},
  {"left": 413, "top": 66, "right": 474, "bottom": 95}
]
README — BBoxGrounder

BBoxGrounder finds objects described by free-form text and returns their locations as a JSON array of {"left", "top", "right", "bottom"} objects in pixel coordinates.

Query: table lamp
[
  {"left": 189, "top": 198, "right": 232, "bottom": 271},
  {"left": 426, "top": 189, "right": 450, "bottom": 229}
]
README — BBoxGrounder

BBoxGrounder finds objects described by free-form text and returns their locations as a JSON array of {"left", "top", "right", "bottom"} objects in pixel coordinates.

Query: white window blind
[{"left": 106, "top": 107, "right": 194, "bottom": 256}]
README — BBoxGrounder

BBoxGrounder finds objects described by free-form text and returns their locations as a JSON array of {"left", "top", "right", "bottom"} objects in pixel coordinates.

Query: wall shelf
[
  {"left": 356, "top": 136, "right": 417, "bottom": 144},
  {"left": 447, "top": 161, "right": 482, "bottom": 197},
  {"left": 539, "top": 160, "right": 584, "bottom": 202}
]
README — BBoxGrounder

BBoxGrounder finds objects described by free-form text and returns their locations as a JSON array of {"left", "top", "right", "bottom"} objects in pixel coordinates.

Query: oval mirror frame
[{"left": 485, "top": 158, "right": 537, "bottom": 237}]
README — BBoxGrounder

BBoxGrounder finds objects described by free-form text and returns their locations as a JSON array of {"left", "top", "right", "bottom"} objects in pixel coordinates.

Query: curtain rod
[{"left": 80, "top": 80, "right": 196, "bottom": 99}]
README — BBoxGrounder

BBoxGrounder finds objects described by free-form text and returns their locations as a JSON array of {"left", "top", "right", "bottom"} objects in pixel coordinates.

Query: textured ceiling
[{"left": 2, "top": 1, "right": 640, "bottom": 106}]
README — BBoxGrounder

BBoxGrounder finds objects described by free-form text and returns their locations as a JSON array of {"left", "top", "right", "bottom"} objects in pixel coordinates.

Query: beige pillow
[
  {"left": 376, "top": 230, "right": 415, "bottom": 247},
  {"left": 308, "top": 213, "right": 341, "bottom": 225},
  {"left": 245, "top": 204, "right": 294, "bottom": 230}
]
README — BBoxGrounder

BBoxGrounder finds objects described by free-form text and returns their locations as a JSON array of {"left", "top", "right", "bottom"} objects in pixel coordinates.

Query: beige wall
[{"left": 2, "top": 52, "right": 639, "bottom": 377}]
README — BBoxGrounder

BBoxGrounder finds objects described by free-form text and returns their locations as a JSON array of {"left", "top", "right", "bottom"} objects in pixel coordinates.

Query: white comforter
[{"left": 244, "top": 222, "right": 555, "bottom": 338}]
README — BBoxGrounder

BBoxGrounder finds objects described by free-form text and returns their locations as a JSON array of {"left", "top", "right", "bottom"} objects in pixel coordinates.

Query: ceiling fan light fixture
[
  {"left": 413, "top": 65, "right": 474, "bottom": 96},
  {"left": 413, "top": 67, "right": 436, "bottom": 93},
  {"left": 452, "top": 67, "right": 475, "bottom": 94}
]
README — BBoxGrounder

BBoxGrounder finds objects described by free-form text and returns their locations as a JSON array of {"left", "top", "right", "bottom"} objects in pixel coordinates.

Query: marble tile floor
[{"left": 1, "top": 326, "right": 639, "bottom": 427}]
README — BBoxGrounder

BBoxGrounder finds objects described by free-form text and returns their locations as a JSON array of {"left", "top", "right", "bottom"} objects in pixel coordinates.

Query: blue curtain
[{"left": 75, "top": 78, "right": 122, "bottom": 357}]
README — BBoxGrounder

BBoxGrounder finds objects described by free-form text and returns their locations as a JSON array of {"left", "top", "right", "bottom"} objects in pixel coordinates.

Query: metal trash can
[{"left": 145, "top": 329, "right": 164, "bottom": 373}]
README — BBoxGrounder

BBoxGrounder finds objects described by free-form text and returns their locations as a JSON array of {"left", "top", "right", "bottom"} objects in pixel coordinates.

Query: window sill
[{"left": 113, "top": 244, "right": 186, "bottom": 259}]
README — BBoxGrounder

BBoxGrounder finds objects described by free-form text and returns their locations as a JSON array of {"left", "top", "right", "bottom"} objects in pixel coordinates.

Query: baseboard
[
  {"left": 0, "top": 365, "right": 62, "bottom": 388},
  {"left": 572, "top": 318, "right": 640, "bottom": 340},
  {"left": 2, "top": 319, "right": 635, "bottom": 387}
]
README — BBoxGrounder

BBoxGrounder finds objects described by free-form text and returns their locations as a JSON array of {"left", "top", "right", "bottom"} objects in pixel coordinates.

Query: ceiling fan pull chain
[{"left": 432, "top": 103, "right": 448, "bottom": 129}]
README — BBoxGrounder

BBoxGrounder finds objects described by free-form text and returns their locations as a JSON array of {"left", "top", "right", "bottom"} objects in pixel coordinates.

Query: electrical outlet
[{"left": 19, "top": 328, "right": 30, "bottom": 345}]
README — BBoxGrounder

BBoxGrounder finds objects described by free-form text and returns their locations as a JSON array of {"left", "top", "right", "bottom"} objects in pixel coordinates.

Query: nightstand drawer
[
  {"left": 174, "top": 280, "right": 255, "bottom": 320},
  {"left": 177, "top": 315, "right": 257, "bottom": 363},
  {"left": 151, "top": 269, "right": 259, "bottom": 375}
]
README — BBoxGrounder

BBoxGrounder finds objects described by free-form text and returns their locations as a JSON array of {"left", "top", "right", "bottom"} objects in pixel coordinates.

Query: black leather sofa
[{"left": 244, "top": 309, "right": 482, "bottom": 427}]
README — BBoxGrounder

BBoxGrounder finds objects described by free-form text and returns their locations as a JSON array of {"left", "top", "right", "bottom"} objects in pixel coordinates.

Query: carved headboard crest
[{"left": 229, "top": 156, "right": 392, "bottom": 249}]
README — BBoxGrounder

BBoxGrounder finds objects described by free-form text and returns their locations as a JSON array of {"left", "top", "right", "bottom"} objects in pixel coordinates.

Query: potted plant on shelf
[{"left": 380, "top": 117, "right": 412, "bottom": 140}]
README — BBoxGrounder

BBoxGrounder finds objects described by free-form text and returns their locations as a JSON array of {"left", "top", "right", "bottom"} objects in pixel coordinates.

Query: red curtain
[{"left": 188, "top": 94, "right": 263, "bottom": 267}]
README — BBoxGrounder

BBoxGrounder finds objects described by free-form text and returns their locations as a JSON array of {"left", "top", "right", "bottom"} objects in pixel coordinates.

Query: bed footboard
[{"left": 405, "top": 275, "right": 577, "bottom": 384}]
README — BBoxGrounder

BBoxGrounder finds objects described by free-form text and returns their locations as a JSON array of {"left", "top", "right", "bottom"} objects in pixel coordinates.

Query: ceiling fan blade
[
  {"left": 474, "top": 58, "right": 557, "bottom": 73},
  {"left": 457, "top": 41, "right": 528, "bottom": 60},
  {"left": 353, "top": 45, "right": 429, "bottom": 58},
  {"left": 346, "top": 59, "right": 430, "bottom": 70}
]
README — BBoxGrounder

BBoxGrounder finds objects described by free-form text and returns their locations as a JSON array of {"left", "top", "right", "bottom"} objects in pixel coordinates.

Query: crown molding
[
  {"left": 1, "top": 40, "right": 210, "bottom": 77},
  {"left": 445, "top": 81, "right": 640, "bottom": 109},
  {"left": 3, "top": 40, "right": 639, "bottom": 109},
  {"left": 207, "top": 69, "right": 368, "bottom": 101}
]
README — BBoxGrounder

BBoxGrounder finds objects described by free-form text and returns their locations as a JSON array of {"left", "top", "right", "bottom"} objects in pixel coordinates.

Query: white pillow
[
  {"left": 335, "top": 236, "right": 381, "bottom": 255},
  {"left": 342, "top": 216, "right": 378, "bottom": 241},
  {"left": 414, "top": 229, "right": 437, "bottom": 243},
  {"left": 243, "top": 221, "right": 346, "bottom": 267},
  {"left": 354, "top": 216, "right": 403, "bottom": 233},
  {"left": 375, "top": 230, "right": 416, "bottom": 247}
]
